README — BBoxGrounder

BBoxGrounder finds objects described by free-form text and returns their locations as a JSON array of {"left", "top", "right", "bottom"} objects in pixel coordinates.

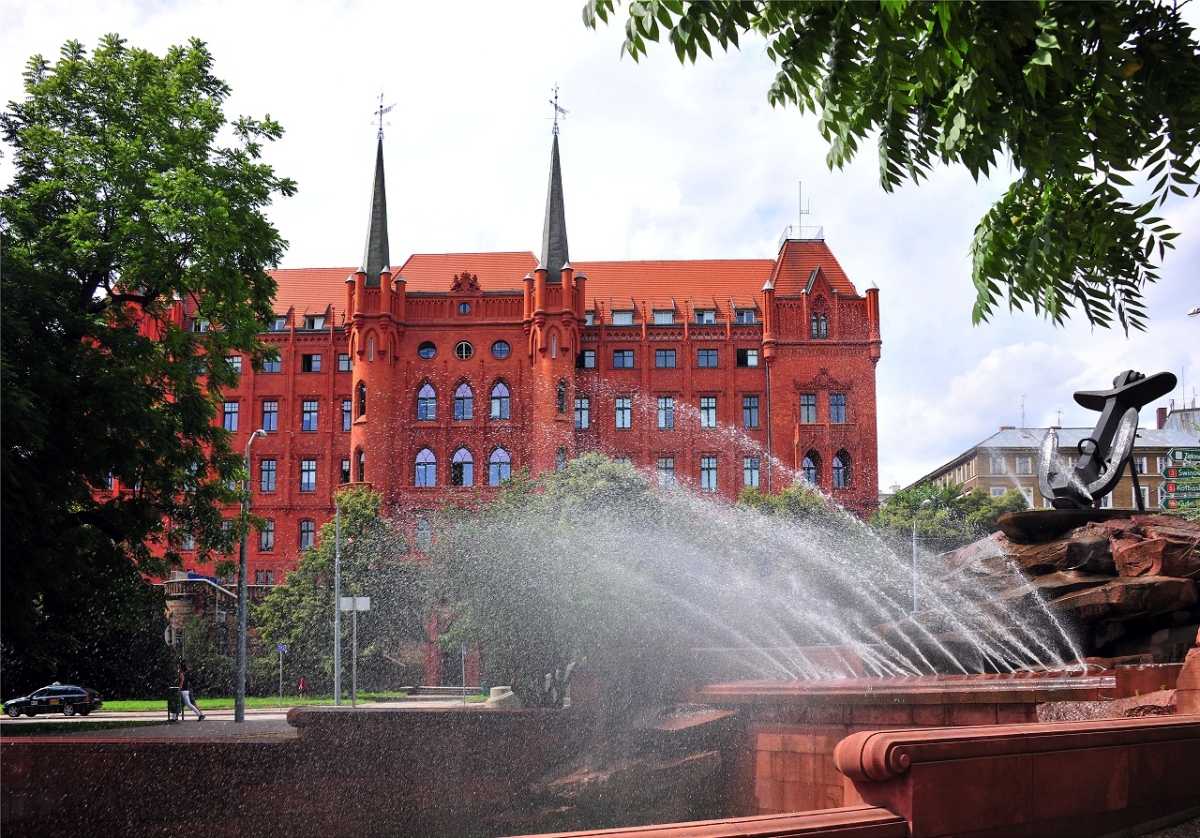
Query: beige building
[{"left": 907, "top": 414, "right": 1198, "bottom": 510}]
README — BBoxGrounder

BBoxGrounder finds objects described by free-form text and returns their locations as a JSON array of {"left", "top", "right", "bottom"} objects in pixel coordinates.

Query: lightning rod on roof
[
  {"left": 798, "top": 181, "right": 811, "bottom": 229},
  {"left": 374, "top": 91, "right": 395, "bottom": 140},
  {"left": 549, "top": 84, "right": 568, "bottom": 135}
]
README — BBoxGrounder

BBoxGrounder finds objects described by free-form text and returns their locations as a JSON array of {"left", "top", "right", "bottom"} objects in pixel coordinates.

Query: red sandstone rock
[
  {"left": 1178, "top": 628, "right": 1200, "bottom": 715},
  {"left": 1112, "top": 536, "right": 1168, "bottom": 576},
  {"left": 1006, "top": 535, "right": 1115, "bottom": 576},
  {"left": 1049, "top": 576, "right": 1198, "bottom": 623}
]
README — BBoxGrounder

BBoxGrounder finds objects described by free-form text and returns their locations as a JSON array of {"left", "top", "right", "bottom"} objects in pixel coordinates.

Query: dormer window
[
  {"left": 653, "top": 310, "right": 675, "bottom": 325},
  {"left": 735, "top": 309, "right": 757, "bottom": 324},
  {"left": 612, "top": 311, "right": 634, "bottom": 326},
  {"left": 268, "top": 316, "right": 287, "bottom": 331},
  {"left": 303, "top": 315, "right": 325, "bottom": 330},
  {"left": 695, "top": 309, "right": 716, "bottom": 324},
  {"left": 192, "top": 318, "right": 209, "bottom": 333},
  {"left": 584, "top": 311, "right": 595, "bottom": 326}
]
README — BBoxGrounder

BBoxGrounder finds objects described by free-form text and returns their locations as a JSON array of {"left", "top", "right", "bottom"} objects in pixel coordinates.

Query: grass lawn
[{"left": 99, "top": 692, "right": 408, "bottom": 713}]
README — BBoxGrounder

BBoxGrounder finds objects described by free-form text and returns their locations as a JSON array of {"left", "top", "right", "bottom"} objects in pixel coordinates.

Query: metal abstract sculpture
[{"left": 1038, "top": 369, "right": 1176, "bottom": 510}]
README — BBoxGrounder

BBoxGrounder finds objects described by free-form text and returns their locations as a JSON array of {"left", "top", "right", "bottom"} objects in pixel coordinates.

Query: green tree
[
  {"left": 585, "top": 1, "right": 1200, "bottom": 331},
  {"left": 255, "top": 487, "right": 426, "bottom": 695},
  {"left": 871, "top": 481, "right": 1029, "bottom": 552},
  {"left": 1, "top": 35, "right": 295, "bottom": 685}
]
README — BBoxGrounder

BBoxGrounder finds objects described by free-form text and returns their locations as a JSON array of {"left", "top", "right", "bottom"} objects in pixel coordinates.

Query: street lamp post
[
  {"left": 912, "top": 498, "right": 932, "bottom": 614},
  {"left": 235, "top": 428, "right": 267, "bottom": 723}
]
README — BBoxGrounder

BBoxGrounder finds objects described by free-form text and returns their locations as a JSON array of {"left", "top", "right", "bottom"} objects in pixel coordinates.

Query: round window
[
  {"left": 458, "top": 302, "right": 471, "bottom": 315},
  {"left": 417, "top": 341, "right": 436, "bottom": 360},
  {"left": 491, "top": 341, "right": 511, "bottom": 360},
  {"left": 455, "top": 341, "right": 474, "bottom": 360}
]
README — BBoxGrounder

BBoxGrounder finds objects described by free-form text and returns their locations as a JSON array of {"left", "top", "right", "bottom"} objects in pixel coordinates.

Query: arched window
[
  {"left": 454, "top": 383, "right": 474, "bottom": 421},
  {"left": 415, "top": 448, "right": 437, "bottom": 486},
  {"left": 833, "top": 450, "right": 851, "bottom": 488},
  {"left": 417, "top": 383, "right": 436, "bottom": 421},
  {"left": 556, "top": 380, "right": 567, "bottom": 414},
  {"left": 356, "top": 381, "right": 367, "bottom": 418},
  {"left": 452, "top": 448, "right": 474, "bottom": 486},
  {"left": 489, "top": 448, "right": 511, "bottom": 486},
  {"left": 802, "top": 450, "right": 821, "bottom": 486},
  {"left": 810, "top": 313, "right": 828, "bottom": 340},
  {"left": 356, "top": 448, "right": 365, "bottom": 482},
  {"left": 490, "top": 382, "right": 510, "bottom": 420}
]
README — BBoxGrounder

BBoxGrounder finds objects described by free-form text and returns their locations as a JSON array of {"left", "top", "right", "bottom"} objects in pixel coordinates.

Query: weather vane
[
  {"left": 549, "top": 84, "right": 568, "bottom": 135},
  {"left": 374, "top": 91, "right": 395, "bottom": 140}
]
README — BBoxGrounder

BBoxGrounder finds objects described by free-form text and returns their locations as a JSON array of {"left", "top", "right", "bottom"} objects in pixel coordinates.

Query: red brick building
[{"left": 175, "top": 132, "right": 882, "bottom": 583}]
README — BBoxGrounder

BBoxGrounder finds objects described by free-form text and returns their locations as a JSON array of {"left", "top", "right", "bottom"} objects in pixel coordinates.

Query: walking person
[
  {"left": 297, "top": 675, "right": 307, "bottom": 699},
  {"left": 179, "top": 662, "right": 205, "bottom": 721}
]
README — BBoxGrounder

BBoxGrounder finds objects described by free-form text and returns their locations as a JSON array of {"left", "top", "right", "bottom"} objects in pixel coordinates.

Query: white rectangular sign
[{"left": 339, "top": 596, "right": 371, "bottom": 612}]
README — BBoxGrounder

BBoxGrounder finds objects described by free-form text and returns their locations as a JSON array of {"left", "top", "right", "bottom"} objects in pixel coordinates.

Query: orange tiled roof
[
  {"left": 267, "top": 243, "right": 860, "bottom": 320},
  {"left": 769, "top": 240, "right": 858, "bottom": 296}
]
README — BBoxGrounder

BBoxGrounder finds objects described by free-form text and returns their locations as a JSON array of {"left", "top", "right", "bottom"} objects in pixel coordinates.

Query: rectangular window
[
  {"left": 269, "top": 316, "right": 288, "bottom": 331},
  {"left": 260, "top": 459, "right": 277, "bottom": 493},
  {"left": 1133, "top": 456, "right": 1147, "bottom": 474},
  {"left": 990, "top": 456, "right": 1007, "bottom": 475},
  {"left": 260, "top": 519, "right": 275, "bottom": 551},
  {"left": 338, "top": 353, "right": 352, "bottom": 372},
  {"left": 340, "top": 459, "right": 351, "bottom": 485},
  {"left": 577, "top": 350, "right": 596, "bottom": 369},
  {"left": 830, "top": 393, "right": 847, "bottom": 424},
  {"left": 181, "top": 531, "right": 195, "bottom": 551},
  {"left": 228, "top": 355, "right": 243, "bottom": 373},
  {"left": 653, "top": 310, "right": 675, "bottom": 325},
  {"left": 301, "top": 354, "right": 321, "bottom": 372},
  {"left": 657, "top": 457, "right": 675, "bottom": 488},
  {"left": 1139, "top": 485, "right": 1151, "bottom": 508},
  {"left": 261, "top": 358, "right": 281, "bottom": 374},
  {"left": 300, "top": 520, "right": 315, "bottom": 550},
  {"left": 616, "top": 397, "right": 632, "bottom": 430},
  {"left": 612, "top": 311, "right": 634, "bottom": 326},
  {"left": 695, "top": 309, "right": 716, "bottom": 324},
  {"left": 743, "top": 456, "right": 760, "bottom": 488},
  {"left": 742, "top": 396, "right": 760, "bottom": 429},
  {"left": 256, "top": 569, "right": 265, "bottom": 585},
  {"left": 735, "top": 309, "right": 756, "bottom": 324},
  {"left": 584, "top": 311, "right": 595, "bottom": 326},
  {"left": 613, "top": 349, "right": 635, "bottom": 369},
  {"left": 700, "top": 456, "right": 718, "bottom": 492},
  {"left": 575, "top": 397, "right": 590, "bottom": 430},
  {"left": 613, "top": 457, "right": 633, "bottom": 467},
  {"left": 655, "top": 349, "right": 677, "bottom": 368},
  {"left": 302, "top": 400, "right": 318, "bottom": 432},
  {"left": 697, "top": 348, "right": 718, "bottom": 368},
  {"left": 700, "top": 396, "right": 717, "bottom": 428},
  {"left": 223, "top": 402, "right": 239, "bottom": 432},
  {"left": 1016, "top": 456, "right": 1033, "bottom": 475},
  {"left": 300, "top": 459, "right": 317, "bottom": 492},
  {"left": 262, "top": 400, "right": 278, "bottom": 432},
  {"left": 1098, "top": 492, "right": 1113, "bottom": 509},
  {"left": 736, "top": 348, "right": 759, "bottom": 368},
  {"left": 990, "top": 486, "right": 1006, "bottom": 498},
  {"left": 265, "top": 570, "right": 275, "bottom": 585},
  {"left": 192, "top": 318, "right": 209, "bottom": 333},
  {"left": 800, "top": 394, "right": 817, "bottom": 424},
  {"left": 303, "top": 315, "right": 325, "bottom": 330},
  {"left": 342, "top": 400, "right": 352, "bottom": 432},
  {"left": 657, "top": 396, "right": 675, "bottom": 429},
  {"left": 1158, "top": 456, "right": 1171, "bottom": 474}
]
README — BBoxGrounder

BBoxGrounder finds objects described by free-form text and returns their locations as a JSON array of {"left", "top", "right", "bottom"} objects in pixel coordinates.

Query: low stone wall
[
  {"left": 1, "top": 707, "right": 592, "bottom": 838},
  {"left": 835, "top": 714, "right": 1200, "bottom": 838}
]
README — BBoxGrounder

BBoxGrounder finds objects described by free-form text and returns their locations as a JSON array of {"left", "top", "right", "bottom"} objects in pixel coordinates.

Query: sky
[{"left": 4, "top": 0, "right": 1198, "bottom": 492}]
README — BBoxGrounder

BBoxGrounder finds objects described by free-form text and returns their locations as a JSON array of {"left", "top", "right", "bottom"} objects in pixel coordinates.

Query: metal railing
[{"left": 778, "top": 225, "right": 825, "bottom": 247}]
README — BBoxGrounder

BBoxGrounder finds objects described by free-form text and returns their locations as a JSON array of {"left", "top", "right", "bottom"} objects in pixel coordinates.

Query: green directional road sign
[
  {"left": 1161, "top": 465, "right": 1200, "bottom": 480},
  {"left": 1167, "top": 447, "right": 1200, "bottom": 464},
  {"left": 1163, "top": 482, "right": 1200, "bottom": 499},
  {"left": 1164, "top": 497, "right": 1200, "bottom": 511}
]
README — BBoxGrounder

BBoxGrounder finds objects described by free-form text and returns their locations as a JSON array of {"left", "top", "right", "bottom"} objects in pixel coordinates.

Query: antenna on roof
[
  {"left": 374, "top": 91, "right": 395, "bottom": 140},
  {"left": 1021, "top": 394, "right": 1025, "bottom": 428},
  {"left": 798, "top": 181, "right": 811, "bottom": 229},
  {"left": 1056, "top": 409, "right": 1063, "bottom": 427},
  {"left": 549, "top": 84, "right": 568, "bottom": 135}
]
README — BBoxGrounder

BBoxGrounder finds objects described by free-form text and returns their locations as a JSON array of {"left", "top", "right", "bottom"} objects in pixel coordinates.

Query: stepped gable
[{"left": 769, "top": 239, "right": 858, "bottom": 296}]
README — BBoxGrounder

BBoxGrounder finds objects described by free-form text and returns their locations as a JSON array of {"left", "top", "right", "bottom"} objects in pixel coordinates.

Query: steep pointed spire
[
  {"left": 362, "top": 137, "right": 390, "bottom": 288},
  {"left": 540, "top": 133, "right": 570, "bottom": 282}
]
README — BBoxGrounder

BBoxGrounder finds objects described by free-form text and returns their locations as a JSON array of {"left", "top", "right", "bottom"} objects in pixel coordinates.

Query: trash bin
[{"left": 167, "top": 687, "right": 182, "bottom": 722}]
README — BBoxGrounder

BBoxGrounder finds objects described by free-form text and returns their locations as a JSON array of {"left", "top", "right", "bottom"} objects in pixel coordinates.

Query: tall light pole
[
  {"left": 235, "top": 428, "right": 267, "bottom": 723},
  {"left": 912, "top": 498, "right": 932, "bottom": 614}
]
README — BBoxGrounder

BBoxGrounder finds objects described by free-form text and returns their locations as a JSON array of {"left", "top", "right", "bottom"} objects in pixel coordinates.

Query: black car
[{"left": 4, "top": 684, "right": 102, "bottom": 717}]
